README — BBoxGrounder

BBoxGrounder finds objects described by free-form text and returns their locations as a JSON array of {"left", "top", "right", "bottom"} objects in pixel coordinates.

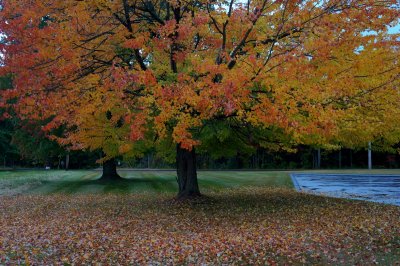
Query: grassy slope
[{"left": 0, "top": 170, "right": 293, "bottom": 195}]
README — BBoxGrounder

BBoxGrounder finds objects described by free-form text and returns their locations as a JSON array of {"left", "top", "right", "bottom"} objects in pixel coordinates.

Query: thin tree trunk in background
[
  {"left": 176, "top": 144, "right": 201, "bottom": 199},
  {"left": 339, "top": 150, "right": 342, "bottom": 169},
  {"left": 318, "top": 148, "right": 321, "bottom": 168},
  {"left": 350, "top": 150, "right": 353, "bottom": 168},
  {"left": 312, "top": 150, "right": 316, "bottom": 169},
  {"left": 65, "top": 154, "right": 70, "bottom": 170},
  {"left": 261, "top": 149, "right": 265, "bottom": 169},
  {"left": 317, "top": 148, "right": 321, "bottom": 169},
  {"left": 368, "top": 142, "right": 372, "bottom": 170}
]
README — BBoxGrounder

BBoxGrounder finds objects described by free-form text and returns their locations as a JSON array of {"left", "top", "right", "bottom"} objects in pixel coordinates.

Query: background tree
[
  {"left": 1, "top": 0, "right": 399, "bottom": 197},
  {"left": 0, "top": 75, "right": 18, "bottom": 167}
]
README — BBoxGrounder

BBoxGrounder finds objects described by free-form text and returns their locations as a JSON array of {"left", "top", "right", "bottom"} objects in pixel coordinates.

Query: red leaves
[
  {"left": 123, "top": 34, "right": 148, "bottom": 50},
  {"left": 129, "top": 113, "right": 146, "bottom": 141}
]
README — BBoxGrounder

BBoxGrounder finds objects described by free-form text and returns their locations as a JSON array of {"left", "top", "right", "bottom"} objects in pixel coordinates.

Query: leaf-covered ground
[{"left": 1, "top": 187, "right": 399, "bottom": 265}]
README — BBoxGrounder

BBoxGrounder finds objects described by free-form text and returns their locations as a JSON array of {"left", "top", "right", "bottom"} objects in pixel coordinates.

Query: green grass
[
  {"left": 1, "top": 168, "right": 399, "bottom": 196},
  {"left": 0, "top": 169, "right": 293, "bottom": 195}
]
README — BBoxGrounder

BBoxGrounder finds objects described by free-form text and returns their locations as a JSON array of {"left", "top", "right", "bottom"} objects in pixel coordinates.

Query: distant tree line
[{"left": 126, "top": 147, "right": 400, "bottom": 170}]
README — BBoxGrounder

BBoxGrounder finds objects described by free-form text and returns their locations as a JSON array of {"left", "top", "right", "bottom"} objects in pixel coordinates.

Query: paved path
[{"left": 291, "top": 173, "right": 400, "bottom": 206}]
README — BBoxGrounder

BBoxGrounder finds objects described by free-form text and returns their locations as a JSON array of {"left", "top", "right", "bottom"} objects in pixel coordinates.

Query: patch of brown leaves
[{"left": 0, "top": 188, "right": 399, "bottom": 264}]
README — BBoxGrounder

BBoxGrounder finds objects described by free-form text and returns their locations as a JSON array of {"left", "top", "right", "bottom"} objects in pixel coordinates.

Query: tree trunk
[
  {"left": 368, "top": 142, "right": 372, "bottom": 170},
  {"left": 317, "top": 148, "right": 321, "bottom": 169},
  {"left": 348, "top": 150, "right": 351, "bottom": 168},
  {"left": 313, "top": 149, "right": 321, "bottom": 169},
  {"left": 100, "top": 158, "right": 122, "bottom": 180},
  {"left": 65, "top": 153, "right": 70, "bottom": 170},
  {"left": 312, "top": 150, "right": 316, "bottom": 169},
  {"left": 176, "top": 144, "right": 201, "bottom": 199}
]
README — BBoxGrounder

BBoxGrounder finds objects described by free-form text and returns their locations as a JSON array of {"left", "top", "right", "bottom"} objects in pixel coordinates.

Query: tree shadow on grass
[
  {"left": 99, "top": 177, "right": 177, "bottom": 194},
  {"left": 35, "top": 177, "right": 178, "bottom": 195}
]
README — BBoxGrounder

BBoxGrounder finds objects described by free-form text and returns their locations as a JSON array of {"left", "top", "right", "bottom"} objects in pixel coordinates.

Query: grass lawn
[
  {"left": 0, "top": 170, "right": 399, "bottom": 264},
  {"left": 0, "top": 170, "right": 292, "bottom": 195}
]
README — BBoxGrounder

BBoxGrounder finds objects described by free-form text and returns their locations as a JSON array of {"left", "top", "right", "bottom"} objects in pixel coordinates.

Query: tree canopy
[{"left": 0, "top": 0, "right": 399, "bottom": 196}]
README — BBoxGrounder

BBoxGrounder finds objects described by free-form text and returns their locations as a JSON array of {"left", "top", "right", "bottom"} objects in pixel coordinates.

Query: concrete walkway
[{"left": 291, "top": 173, "right": 400, "bottom": 206}]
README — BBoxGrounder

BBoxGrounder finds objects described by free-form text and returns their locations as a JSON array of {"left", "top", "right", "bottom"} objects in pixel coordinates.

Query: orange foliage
[{"left": 0, "top": 0, "right": 399, "bottom": 155}]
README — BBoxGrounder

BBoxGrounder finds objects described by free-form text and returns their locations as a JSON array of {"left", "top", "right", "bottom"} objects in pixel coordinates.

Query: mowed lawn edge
[{"left": 0, "top": 170, "right": 293, "bottom": 195}]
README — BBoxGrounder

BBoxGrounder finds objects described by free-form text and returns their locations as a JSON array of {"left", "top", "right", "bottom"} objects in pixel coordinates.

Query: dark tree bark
[
  {"left": 350, "top": 150, "right": 353, "bottom": 168},
  {"left": 176, "top": 144, "right": 201, "bottom": 199},
  {"left": 65, "top": 153, "right": 70, "bottom": 171},
  {"left": 100, "top": 158, "right": 122, "bottom": 180}
]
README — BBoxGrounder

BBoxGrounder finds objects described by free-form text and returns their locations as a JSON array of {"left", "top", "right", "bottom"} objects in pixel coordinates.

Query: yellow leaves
[{"left": 118, "top": 143, "right": 132, "bottom": 154}]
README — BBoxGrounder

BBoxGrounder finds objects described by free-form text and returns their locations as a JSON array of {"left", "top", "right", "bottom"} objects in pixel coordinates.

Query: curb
[{"left": 290, "top": 174, "right": 302, "bottom": 191}]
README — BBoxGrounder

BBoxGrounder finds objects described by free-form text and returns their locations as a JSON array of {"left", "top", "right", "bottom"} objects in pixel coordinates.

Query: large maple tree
[{"left": 0, "top": 0, "right": 399, "bottom": 197}]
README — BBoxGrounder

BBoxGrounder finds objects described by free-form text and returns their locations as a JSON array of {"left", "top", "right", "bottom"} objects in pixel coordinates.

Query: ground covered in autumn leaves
[{"left": 1, "top": 188, "right": 399, "bottom": 265}]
